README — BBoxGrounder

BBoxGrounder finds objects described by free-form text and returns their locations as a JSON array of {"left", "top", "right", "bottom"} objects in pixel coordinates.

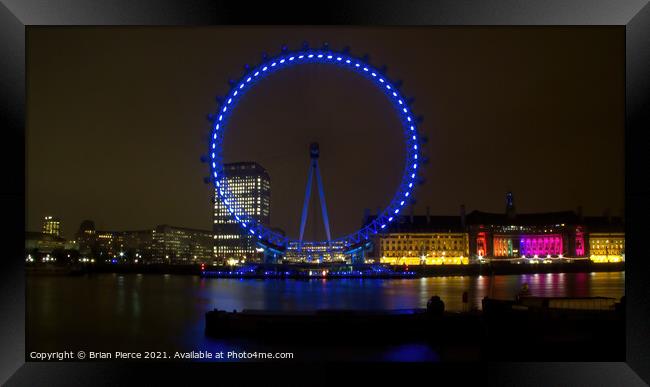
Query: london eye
[{"left": 206, "top": 43, "right": 423, "bottom": 260}]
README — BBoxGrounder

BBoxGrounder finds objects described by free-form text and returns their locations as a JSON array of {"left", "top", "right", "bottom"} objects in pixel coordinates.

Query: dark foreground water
[{"left": 27, "top": 271, "right": 624, "bottom": 361}]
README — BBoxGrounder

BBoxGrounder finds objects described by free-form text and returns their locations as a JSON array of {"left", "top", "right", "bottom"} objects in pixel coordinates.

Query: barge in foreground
[{"left": 205, "top": 296, "right": 625, "bottom": 360}]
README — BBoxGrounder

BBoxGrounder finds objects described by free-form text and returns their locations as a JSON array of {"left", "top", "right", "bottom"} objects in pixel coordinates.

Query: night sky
[{"left": 27, "top": 27, "right": 624, "bottom": 240}]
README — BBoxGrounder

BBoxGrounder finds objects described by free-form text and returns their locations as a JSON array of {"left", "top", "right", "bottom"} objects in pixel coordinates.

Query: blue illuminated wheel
[{"left": 207, "top": 44, "right": 422, "bottom": 251}]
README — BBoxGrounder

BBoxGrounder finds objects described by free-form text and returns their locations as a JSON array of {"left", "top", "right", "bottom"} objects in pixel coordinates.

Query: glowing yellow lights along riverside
[
  {"left": 380, "top": 256, "right": 470, "bottom": 266},
  {"left": 379, "top": 232, "right": 469, "bottom": 265}
]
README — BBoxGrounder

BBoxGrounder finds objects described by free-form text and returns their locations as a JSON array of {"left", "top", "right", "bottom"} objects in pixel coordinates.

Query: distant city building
[
  {"left": 152, "top": 225, "right": 213, "bottom": 264},
  {"left": 213, "top": 162, "right": 271, "bottom": 262},
  {"left": 466, "top": 193, "right": 625, "bottom": 262},
  {"left": 28, "top": 191, "right": 623, "bottom": 266},
  {"left": 74, "top": 220, "right": 212, "bottom": 264},
  {"left": 466, "top": 210, "right": 583, "bottom": 259},
  {"left": 76, "top": 220, "right": 97, "bottom": 256},
  {"left": 365, "top": 193, "right": 624, "bottom": 265},
  {"left": 369, "top": 208, "right": 470, "bottom": 266},
  {"left": 285, "top": 240, "right": 347, "bottom": 263},
  {"left": 42, "top": 216, "right": 61, "bottom": 237},
  {"left": 63, "top": 240, "right": 79, "bottom": 251},
  {"left": 466, "top": 192, "right": 584, "bottom": 259},
  {"left": 583, "top": 214, "right": 625, "bottom": 263},
  {"left": 113, "top": 230, "right": 153, "bottom": 262},
  {"left": 25, "top": 231, "right": 66, "bottom": 254},
  {"left": 587, "top": 233, "right": 625, "bottom": 262},
  {"left": 94, "top": 231, "right": 117, "bottom": 261}
]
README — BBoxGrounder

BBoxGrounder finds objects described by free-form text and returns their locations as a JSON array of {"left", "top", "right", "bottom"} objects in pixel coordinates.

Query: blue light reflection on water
[{"left": 27, "top": 272, "right": 624, "bottom": 361}]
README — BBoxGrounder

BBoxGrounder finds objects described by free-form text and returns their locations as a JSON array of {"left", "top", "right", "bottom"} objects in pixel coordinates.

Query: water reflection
[{"left": 27, "top": 272, "right": 624, "bottom": 357}]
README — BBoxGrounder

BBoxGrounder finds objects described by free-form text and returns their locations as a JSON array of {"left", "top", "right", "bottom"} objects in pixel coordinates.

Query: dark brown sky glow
[{"left": 27, "top": 27, "right": 624, "bottom": 239}]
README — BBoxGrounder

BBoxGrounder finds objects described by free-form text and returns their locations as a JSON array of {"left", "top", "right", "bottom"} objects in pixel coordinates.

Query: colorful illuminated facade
[
  {"left": 488, "top": 227, "right": 567, "bottom": 258},
  {"left": 575, "top": 226, "right": 586, "bottom": 256},
  {"left": 366, "top": 201, "right": 623, "bottom": 265},
  {"left": 468, "top": 215, "right": 585, "bottom": 259},
  {"left": 466, "top": 192, "right": 589, "bottom": 260},
  {"left": 518, "top": 234, "right": 563, "bottom": 257},
  {"left": 465, "top": 194, "right": 624, "bottom": 262}
]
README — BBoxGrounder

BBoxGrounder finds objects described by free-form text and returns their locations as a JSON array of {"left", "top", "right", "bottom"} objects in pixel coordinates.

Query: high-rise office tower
[
  {"left": 42, "top": 216, "right": 61, "bottom": 237},
  {"left": 213, "top": 162, "right": 271, "bottom": 262}
]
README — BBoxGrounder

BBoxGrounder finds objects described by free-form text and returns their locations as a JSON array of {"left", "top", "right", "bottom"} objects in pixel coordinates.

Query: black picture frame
[{"left": 1, "top": 1, "right": 649, "bottom": 385}]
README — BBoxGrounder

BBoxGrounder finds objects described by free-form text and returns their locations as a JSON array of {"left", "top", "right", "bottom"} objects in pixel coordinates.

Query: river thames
[{"left": 27, "top": 271, "right": 624, "bottom": 361}]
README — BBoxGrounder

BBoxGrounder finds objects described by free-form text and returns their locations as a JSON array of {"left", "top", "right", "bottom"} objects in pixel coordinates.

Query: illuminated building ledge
[
  {"left": 380, "top": 256, "right": 469, "bottom": 265},
  {"left": 459, "top": 256, "right": 621, "bottom": 264},
  {"left": 589, "top": 255, "right": 624, "bottom": 263},
  {"left": 490, "top": 256, "right": 589, "bottom": 264},
  {"left": 381, "top": 255, "right": 625, "bottom": 265}
]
